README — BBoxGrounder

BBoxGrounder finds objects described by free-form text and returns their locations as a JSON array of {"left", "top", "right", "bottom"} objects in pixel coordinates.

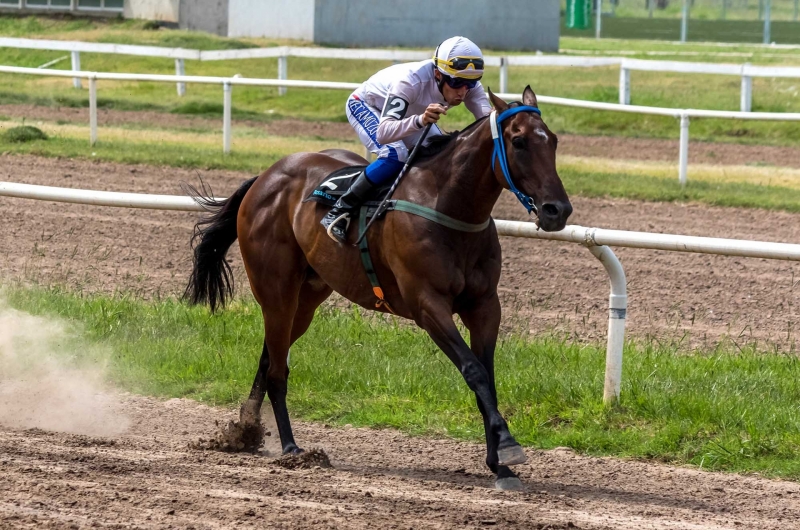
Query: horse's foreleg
[
  {"left": 418, "top": 298, "right": 527, "bottom": 468},
  {"left": 459, "top": 295, "right": 525, "bottom": 491}
]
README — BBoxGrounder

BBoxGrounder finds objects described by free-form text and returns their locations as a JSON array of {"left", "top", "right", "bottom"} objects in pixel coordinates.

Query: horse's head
[{"left": 488, "top": 86, "right": 572, "bottom": 232}]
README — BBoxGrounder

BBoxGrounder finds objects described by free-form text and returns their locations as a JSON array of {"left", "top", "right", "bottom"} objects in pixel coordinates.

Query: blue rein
[{"left": 490, "top": 105, "right": 542, "bottom": 215}]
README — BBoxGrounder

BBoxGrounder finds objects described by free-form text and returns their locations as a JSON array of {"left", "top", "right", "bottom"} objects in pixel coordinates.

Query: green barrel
[{"left": 566, "top": 0, "right": 591, "bottom": 29}]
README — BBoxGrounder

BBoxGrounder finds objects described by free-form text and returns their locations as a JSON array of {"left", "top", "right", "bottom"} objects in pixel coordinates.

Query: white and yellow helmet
[{"left": 433, "top": 36, "right": 484, "bottom": 81}]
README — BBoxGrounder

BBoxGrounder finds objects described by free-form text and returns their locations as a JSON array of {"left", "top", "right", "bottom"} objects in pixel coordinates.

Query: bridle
[{"left": 489, "top": 105, "right": 542, "bottom": 215}]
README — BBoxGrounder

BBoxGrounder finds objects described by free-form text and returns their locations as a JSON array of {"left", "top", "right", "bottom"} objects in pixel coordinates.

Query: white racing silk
[{"left": 352, "top": 59, "right": 492, "bottom": 147}]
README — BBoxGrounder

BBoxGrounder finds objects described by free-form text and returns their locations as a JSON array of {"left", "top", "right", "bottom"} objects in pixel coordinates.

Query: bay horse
[{"left": 185, "top": 87, "right": 571, "bottom": 490}]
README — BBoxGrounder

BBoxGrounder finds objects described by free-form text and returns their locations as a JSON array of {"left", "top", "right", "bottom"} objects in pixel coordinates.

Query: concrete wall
[
  {"left": 179, "top": 0, "right": 228, "bottom": 36},
  {"left": 313, "top": 0, "right": 559, "bottom": 52},
  {"left": 228, "top": 0, "right": 314, "bottom": 39},
  {"left": 125, "top": 0, "right": 179, "bottom": 23}
]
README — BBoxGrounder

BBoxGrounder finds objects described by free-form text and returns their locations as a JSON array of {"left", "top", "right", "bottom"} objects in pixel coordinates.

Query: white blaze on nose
[{"left": 535, "top": 128, "right": 549, "bottom": 141}]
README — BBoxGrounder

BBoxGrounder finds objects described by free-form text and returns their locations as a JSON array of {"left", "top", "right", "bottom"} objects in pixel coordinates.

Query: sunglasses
[{"left": 443, "top": 75, "right": 481, "bottom": 89}]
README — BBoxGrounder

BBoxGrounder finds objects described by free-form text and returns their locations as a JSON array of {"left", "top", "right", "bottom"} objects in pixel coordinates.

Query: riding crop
[{"left": 355, "top": 122, "right": 433, "bottom": 245}]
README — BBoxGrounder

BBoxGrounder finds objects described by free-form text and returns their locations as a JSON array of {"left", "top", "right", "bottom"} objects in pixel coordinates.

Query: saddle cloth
[{"left": 304, "top": 165, "right": 389, "bottom": 211}]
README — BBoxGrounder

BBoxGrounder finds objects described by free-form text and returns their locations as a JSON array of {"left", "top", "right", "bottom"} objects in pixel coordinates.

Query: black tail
[{"left": 183, "top": 177, "right": 258, "bottom": 312}]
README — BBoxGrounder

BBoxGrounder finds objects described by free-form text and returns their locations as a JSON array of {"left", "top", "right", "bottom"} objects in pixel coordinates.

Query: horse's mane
[
  {"left": 416, "top": 115, "right": 490, "bottom": 160},
  {"left": 414, "top": 101, "right": 527, "bottom": 161}
]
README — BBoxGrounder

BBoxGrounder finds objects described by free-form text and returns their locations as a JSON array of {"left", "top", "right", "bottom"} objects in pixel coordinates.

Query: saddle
[{"left": 304, "top": 165, "right": 388, "bottom": 215}]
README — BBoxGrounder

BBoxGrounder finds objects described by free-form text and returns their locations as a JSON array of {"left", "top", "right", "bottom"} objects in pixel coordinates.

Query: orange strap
[{"left": 373, "top": 287, "right": 396, "bottom": 315}]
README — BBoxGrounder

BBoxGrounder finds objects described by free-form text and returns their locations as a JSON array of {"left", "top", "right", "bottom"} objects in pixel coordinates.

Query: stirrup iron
[{"left": 325, "top": 212, "right": 351, "bottom": 242}]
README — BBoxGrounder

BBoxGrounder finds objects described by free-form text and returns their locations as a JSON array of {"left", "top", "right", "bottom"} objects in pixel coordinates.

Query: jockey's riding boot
[{"left": 320, "top": 170, "right": 376, "bottom": 243}]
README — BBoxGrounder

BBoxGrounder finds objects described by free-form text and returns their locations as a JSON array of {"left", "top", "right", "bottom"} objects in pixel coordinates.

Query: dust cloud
[{"left": 0, "top": 299, "right": 129, "bottom": 437}]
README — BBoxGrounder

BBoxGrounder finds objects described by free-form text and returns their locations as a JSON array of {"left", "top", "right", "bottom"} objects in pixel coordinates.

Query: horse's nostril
[{"left": 542, "top": 203, "right": 559, "bottom": 218}]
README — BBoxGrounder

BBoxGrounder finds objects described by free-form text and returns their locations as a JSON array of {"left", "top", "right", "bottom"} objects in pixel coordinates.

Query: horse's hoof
[
  {"left": 283, "top": 446, "right": 305, "bottom": 456},
  {"left": 495, "top": 477, "right": 526, "bottom": 491},
  {"left": 497, "top": 444, "right": 527, "bottom": 466}
]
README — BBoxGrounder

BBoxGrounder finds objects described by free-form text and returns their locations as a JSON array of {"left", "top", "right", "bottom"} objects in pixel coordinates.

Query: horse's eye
[{"left": 511, "top": 137, "right": 526, "bottom": 150}]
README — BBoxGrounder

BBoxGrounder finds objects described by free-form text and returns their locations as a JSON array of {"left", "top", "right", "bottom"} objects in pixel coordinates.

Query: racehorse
[{"left": 184, "top": 87, "right": 572, "bottom": 490}]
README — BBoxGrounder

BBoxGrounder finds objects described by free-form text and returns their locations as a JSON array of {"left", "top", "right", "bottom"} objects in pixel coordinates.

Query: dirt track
[
  {"left": 2, "top": 394, "right": 800, "bottom": 530},
  {"left": 2, "top": 152, "right": 800, "bottom": 529}
]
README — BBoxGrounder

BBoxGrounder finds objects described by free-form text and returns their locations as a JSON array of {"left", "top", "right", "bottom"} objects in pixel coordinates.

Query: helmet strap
[{"left": 433, "top": 66, "right": 446, "bottom": 95}]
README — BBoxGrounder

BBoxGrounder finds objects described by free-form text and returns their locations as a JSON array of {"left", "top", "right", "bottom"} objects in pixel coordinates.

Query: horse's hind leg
[{"left": 239, "top": 274, "right": 331, "bottom": 454}]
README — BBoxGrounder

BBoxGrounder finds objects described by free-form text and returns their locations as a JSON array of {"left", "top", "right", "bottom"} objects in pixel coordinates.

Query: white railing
[
  {"left": 3, "top": 182, "right": 800, "bottom": 402},
  {"left": 4, "top": 64, "right": 799, "bottom": 186},
  {"left": 619, "top": 58, "right": 800, "bottom": 112},
  {"left": 4, "top": 37, "right": 800, "bottom": 110}
]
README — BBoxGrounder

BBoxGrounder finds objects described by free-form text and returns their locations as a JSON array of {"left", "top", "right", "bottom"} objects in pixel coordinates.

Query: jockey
[{"left": 321, "top": 36, "right": 492, "bottom": 242}]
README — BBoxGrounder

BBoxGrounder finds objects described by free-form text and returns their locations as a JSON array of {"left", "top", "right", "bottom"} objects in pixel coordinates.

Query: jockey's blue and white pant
[{"left": 345, "top": 94, "right": 442, "bottom": 186}]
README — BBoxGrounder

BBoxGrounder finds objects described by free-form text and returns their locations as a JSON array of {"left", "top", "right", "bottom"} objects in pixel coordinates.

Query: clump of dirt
[
  {"left": 190, "top": 418, "right": 268, "bottom": 452},
  {"left": 61, "top": 434, "right": 118, "bottom": 448},
  {"left": 273, "top": 448, "right": 332, "bottom": 469}
]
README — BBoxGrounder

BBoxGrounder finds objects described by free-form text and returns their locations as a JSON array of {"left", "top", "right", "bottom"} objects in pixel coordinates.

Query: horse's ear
[
  {"left": 522, "top": 85, "right": 538, "bottom": 107},
  {"left": 488, "top": 88, "right": 509, "bottom": 112}
]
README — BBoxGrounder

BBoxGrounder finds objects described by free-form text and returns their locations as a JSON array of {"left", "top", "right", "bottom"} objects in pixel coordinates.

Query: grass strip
[
  {"left": 0, "top": 123, "right": 360, "bottom": 172},
  {"left": 564, "top": 164, "right": 800, "bottom": 212},
  {"left": 4, "top": 286, "right": 800, "bottom": 479}
]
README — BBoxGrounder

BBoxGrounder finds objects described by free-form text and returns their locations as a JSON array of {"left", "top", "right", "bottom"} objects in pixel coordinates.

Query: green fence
[{"left": 561, "top": 0, "right": 800, "bottom": 43}]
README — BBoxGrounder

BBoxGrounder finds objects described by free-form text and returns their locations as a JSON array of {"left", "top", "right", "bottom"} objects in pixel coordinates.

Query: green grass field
[
  {"left": 5, "top": 286, "right": 800, "bottom": 479},
  {"left": 563, "top": 17, "right": 800, "bottom": 44}
]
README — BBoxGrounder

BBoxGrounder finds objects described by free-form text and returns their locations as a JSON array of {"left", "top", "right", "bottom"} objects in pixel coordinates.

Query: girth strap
[{"left": 358, "top": 206, "right": 396, "bottom": 314}]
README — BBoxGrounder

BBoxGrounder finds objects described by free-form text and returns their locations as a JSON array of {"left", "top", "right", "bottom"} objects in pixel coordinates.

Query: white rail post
[
  {"left": 586, "top": 244, "right": 627, "bottom": 405},
  {"left": 681, "top": 0, "right": 689, "bottom": 42},
  {"left": 649, "top": 0, "right": 654, "bottom": 18},
  {"left": 721, "top": 0, "right": 727, "bottom": 20},
  {"left": 595, "top": 0, "right": 602, "bottom": 39},
  {"left": 763, "top": 0, "right": 771, "bottom": 44},
  {"left": 278, "top": 55, "right": 288, "bottom": 96},
  {"left": 499, "top": 57, "right": 508, "bottom": 95},
  {"left": 70, "top": 50, "right": 81, "bottom": 89},
  {"left": 175, "top": 58, "right": 186, "bottom": 97},
  {"left": 89, "top": 76, "right": 97, "bottom": 146},
  {"left": 678, "top": 113, "right": 689, "bottom": 186},
  {"left": 223, "top": 81, "right": 232, "bottom": 154},
  {"left": 619, "top": 66, "right": 630, "bottom": 105},
  {"left": 741, "top": 67, "right": 753, "bottom": 112},
  {"left": 795, "top": 0, "right": 799, "bottom": 22}
]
